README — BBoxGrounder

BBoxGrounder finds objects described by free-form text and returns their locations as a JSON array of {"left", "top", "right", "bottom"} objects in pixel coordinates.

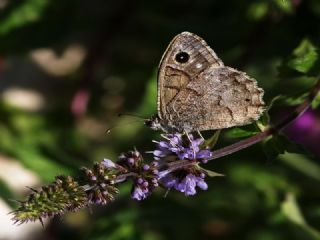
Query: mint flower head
[
  {"left": 153, "top": 134, "right": 212, "bottom": 162},
  {"left": 154, "top": 133, "right": 213, "bottom": 196}
]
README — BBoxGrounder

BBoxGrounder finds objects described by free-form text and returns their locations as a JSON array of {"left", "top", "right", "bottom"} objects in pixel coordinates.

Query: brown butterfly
[{"left": 145, "top": 32, "right": 265, "bottom": 133}]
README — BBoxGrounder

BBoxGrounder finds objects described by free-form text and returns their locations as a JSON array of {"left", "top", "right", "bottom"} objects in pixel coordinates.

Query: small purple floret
[
  {"left": 91, "top": 176, "right": 97, "bottom": 181},
  {"left": 161, "top": 173, "right": 208, "bottom": 196},
  {"left": 176, "top": 175, "right": 197, "bottom": 196},
  {"left": 160, "top": 174, "right": 179, "bottom": 189},
  {"left": 196, "top": 179, "right": 208, "bottom": 191},
  {"left": 131, "top": 186, "right": 147, "bottom": 201},
  {"left": 102, "top": 158, "right": 116, "bottom": 168},
  {"left": 137, "top": 178, "right": 144, "bottom": 184},
  {"left": 143, "top": 164, "right": 150, "bottom": 170},
  {"left": 127, "top": 158, "right": 135, "bottom": 165},
  {"left": 143, "top": 181, "right": 149, "bottom": 187}
]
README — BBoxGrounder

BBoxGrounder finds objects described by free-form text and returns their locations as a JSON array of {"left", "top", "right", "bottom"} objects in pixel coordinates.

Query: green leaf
[
  {"left": 0, "top": 0, "right": 49, "bottom": 35},
  {"left": 247, "top": 2, "right": 269, "bottom": 21},
  {"left": 284, "top": 92, "right": 309, "bottom": 106},
  {"left": 287, "top": 39, "right": 318, "bottom": 73},
  {"left": 311, "top": 92, "right": 320, "bottom": 109},
  {"left": 273, "top": 0, "right": 294, "bottom": 14},
  {"left": 230, "top": 164, "right": 295, "bottom": 208},
  {"left": 269, "top": 76, "right": 317, "bottom": 108},
  {"left": 204, "top": 130, "right": 221, "bottom": 149},
  {"left": 279, "top": 153, "right": 320, "bottom": 181},
  {"left": 262, "top": 136, "right": 284, "bottom": 161},
  {"left": 281, "top": 193, "right": 320, "bottom": 239},
  {"left": 199, "top": 167, "right": 225, "bottom": 178},
  {"left": 225, "top": 127, "right": 258, "bottom": 138},
  {"left": 262, "top": 134, "right": 307, "bottom": 161},
  {"left": 282, "top": 193, "right": 307, "bottom": 225},
  {"left": 258, "top": 95, "right": 283, "bottom": 128},
  {"left": 276, "top": 134, "right": 308, "bottom": 154}
]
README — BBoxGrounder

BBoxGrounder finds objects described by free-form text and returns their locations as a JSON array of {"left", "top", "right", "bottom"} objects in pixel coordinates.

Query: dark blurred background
[{"left": 0, "top": 0, "right": 320, "bottom": 239}]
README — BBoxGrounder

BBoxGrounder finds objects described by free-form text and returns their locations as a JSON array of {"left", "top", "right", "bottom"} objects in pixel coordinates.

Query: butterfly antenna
[
  {"left": 164, "top": 188, "right": 171, "bottom": 198},
  {"left": 105, "top": 113, "right": 147, "bottom": 134},
  {"left": 118, "top": 112, "right": 147, "bottom": 120}
]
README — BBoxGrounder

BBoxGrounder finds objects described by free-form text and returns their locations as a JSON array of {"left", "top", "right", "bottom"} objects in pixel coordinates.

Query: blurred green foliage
[
  {"left": 287, "top": 39, "right": 318, "bottom": 73},
  {"left": 312, "top": 93, "right": 320, "bottom": 109},
  {"left": 0, "top": 0, "right": 320, "bottom": 239},
  {"left": 0, "top": 0, "right": 49, "bottom": 35}
]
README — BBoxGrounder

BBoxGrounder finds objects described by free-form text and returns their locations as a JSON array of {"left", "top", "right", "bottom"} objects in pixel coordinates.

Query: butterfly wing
[
  {"left": 157, "top": 32, "right": 264, "bottom": 132},
  {"left": 157, "top": 32, "right": 224, "bottom": 121}
]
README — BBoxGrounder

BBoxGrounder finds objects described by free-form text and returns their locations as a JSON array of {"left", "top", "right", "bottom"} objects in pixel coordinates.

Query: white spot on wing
[{"left": 196, "top": 63, "right": 203, "bottom": 69}]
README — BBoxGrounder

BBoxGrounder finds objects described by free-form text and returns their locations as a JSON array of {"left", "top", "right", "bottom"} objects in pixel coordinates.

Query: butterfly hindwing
[{"left": 165, "top": 66, "right": 265, "bottom": 131}]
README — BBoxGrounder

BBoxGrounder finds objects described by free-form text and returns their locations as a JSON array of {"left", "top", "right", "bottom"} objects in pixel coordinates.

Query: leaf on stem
[
  {"left": 225, "top": 127, "right": 259, "bottom": 139},
  {"left": 199, "top": 167, "right": 225, "bottom": 178},
  {"left": 311, "top": 92, "right": 320, "bottom": 109},
  {"left": 287, "top": 39, "right": 318, "bottom": 73},
  {"left": 203, "top": 130, "right": 221, "bottom": 149},
  {"left": 262, "top": 134, "right": 307, "bottom": 161},
  {"left": 281, "top": 193, "right": 320, "bottom": 239}
]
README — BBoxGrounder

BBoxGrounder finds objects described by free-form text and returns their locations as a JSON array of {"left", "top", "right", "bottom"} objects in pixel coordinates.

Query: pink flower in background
[
  {"left": 285, "top": 109, "right": 320, "bottom": 156},
  {"left": 71, "top": 88, "right": 90, "bottom": 118}
]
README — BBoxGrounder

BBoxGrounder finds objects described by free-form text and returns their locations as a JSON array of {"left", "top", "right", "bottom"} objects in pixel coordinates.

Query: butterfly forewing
[{"left": 157, "top": 32, "right": 224, "bottom": 120}]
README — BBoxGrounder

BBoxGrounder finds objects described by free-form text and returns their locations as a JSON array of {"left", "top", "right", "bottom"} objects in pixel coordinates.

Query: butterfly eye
[{"left": 175, "top": 52, "right": 190, "bottom": 63}]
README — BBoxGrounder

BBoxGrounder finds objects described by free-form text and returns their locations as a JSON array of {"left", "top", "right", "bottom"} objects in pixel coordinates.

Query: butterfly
[{"left": 145, "top": 32, "right": 265, "bottom": 133}]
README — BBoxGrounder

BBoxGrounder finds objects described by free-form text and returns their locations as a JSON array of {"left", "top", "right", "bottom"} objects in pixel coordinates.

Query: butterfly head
[
  {"left": 144, "top": 115, "right": 163, "bottom": 131},
  {"left": 145, "top": 114, "right": 188, "bottom": 133}
]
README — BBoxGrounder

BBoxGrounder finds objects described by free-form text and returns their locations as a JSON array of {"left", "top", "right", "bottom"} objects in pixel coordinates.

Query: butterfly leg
[{"left": 183, "top": 130, "right": 192, "bottom": 142}]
